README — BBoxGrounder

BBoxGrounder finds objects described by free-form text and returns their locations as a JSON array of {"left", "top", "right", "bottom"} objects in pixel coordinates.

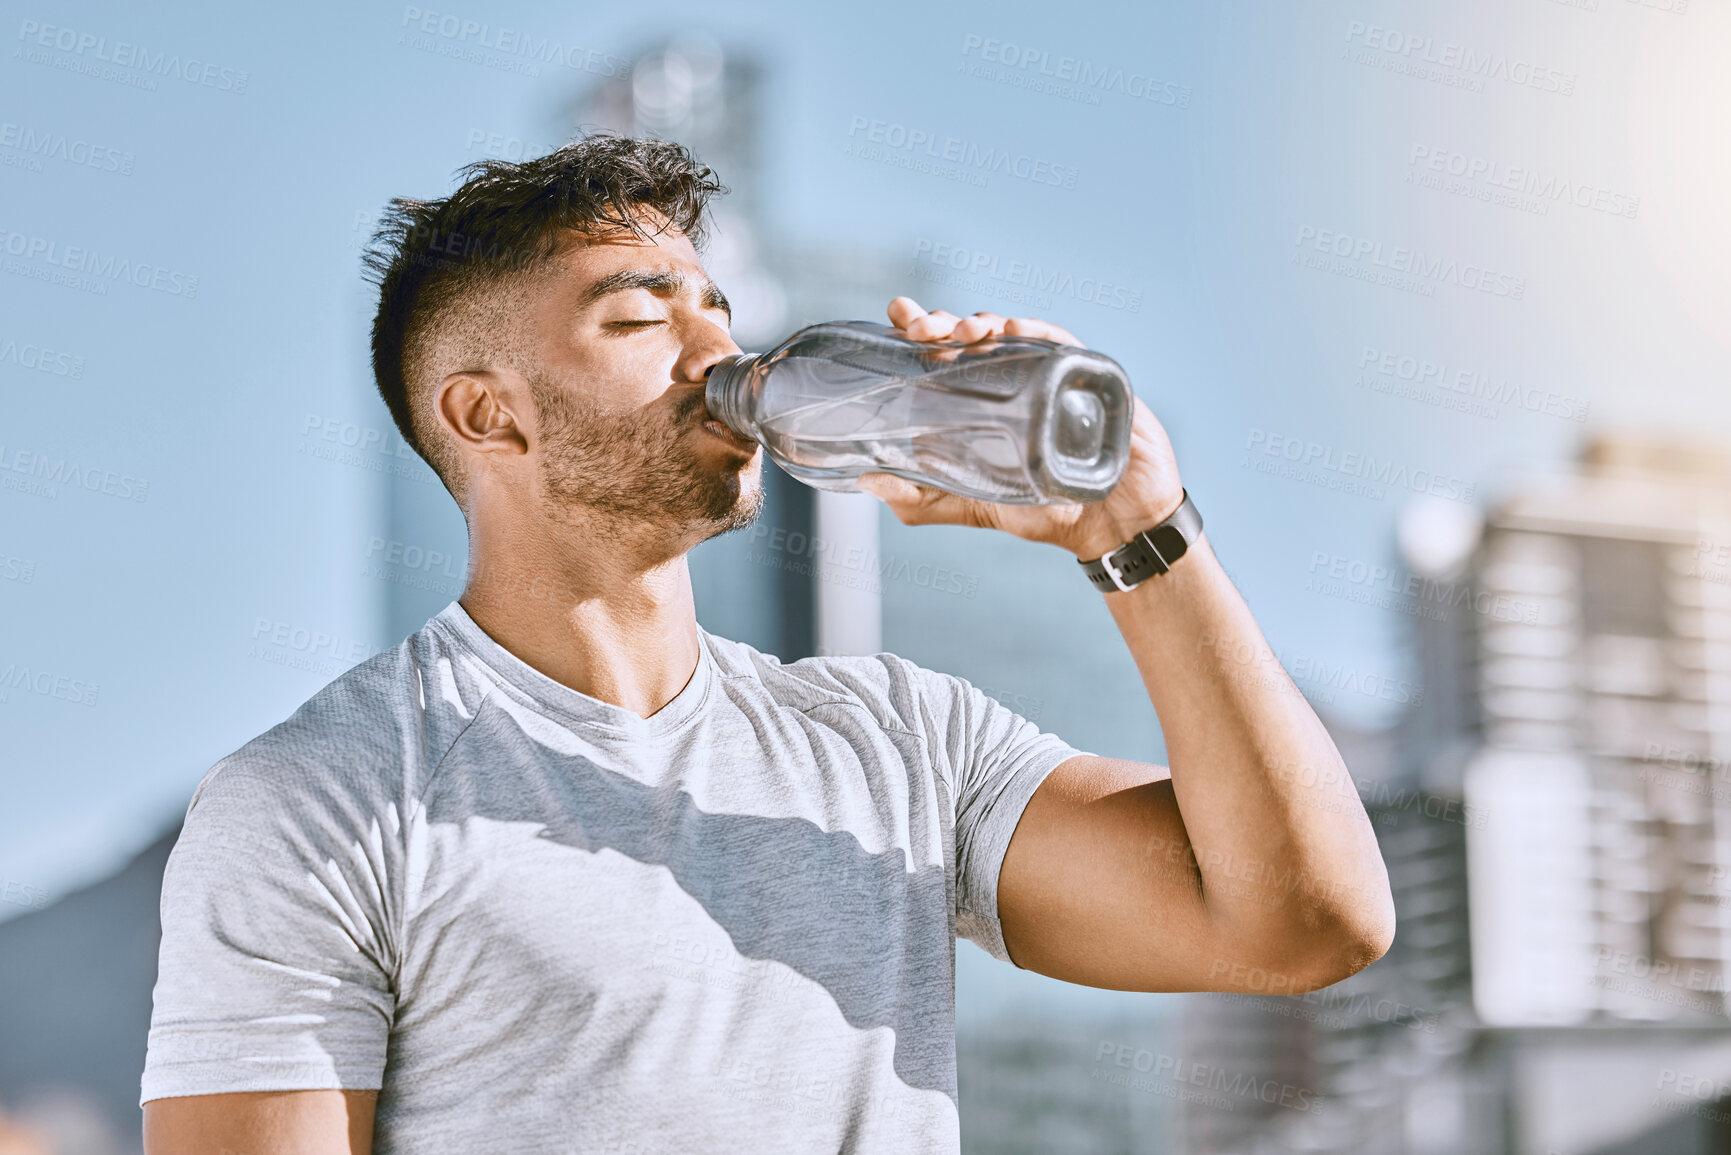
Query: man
[{"left": 141, "top": 133, "right": 1392, "bottom": 1153}]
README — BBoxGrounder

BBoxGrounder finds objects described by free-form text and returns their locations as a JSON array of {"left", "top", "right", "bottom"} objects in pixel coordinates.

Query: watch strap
[{"left": 1078, "top": 491, "right": 1202, "bottom": 593}]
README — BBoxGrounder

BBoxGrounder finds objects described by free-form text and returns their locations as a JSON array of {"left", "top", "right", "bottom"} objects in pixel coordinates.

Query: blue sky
[{"left": 2, "top": 0, "right": 1726, "bottom": 1016}]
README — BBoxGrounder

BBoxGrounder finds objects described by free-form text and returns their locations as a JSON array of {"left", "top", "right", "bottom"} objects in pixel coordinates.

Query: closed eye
[{"left": 608, "top": 320, "right": 664, "bottom": 330}]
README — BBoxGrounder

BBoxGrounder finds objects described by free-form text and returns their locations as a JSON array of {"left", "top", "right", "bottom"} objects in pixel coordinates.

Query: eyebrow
[{"left": 577, "top": 267, "right": 732, "bottom": 322}]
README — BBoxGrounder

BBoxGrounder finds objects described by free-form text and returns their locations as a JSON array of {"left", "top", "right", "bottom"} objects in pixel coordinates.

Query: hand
[{"left": 857, "top": 297, "right": 1186, "bottom": 561}]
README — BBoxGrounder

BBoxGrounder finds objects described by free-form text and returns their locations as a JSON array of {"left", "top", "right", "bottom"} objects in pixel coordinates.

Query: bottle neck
[{"left": 704, "top": 353, "right": 762, "bottom": 440}]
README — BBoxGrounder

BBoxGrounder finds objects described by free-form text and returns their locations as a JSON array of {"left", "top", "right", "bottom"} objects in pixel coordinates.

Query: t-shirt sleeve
[
  {"left": 140, "top": 760, "right": 398, "bottom": 1105},
  {"left": 898, "top": 661, "right": 1089, "bottom": 966}
]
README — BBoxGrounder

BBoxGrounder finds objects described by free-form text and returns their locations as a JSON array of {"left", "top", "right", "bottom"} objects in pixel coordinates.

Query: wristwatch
[{"left": 1078, "top": 491, "right": 1203, "bottom": 593}]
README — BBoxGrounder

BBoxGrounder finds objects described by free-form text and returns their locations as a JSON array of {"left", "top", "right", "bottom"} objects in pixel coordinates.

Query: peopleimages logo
[
  {"left": 1212, "top": 985, "right": 1440, "bottom": 1035},
  {"left": 0, "top": 334, "right": 84, "bottom": 379},
  {"left": 0, "top": 121, "right": 134, "bottom": 176},
  {"left": 1293, "top": 225, "right": 1525, "bottom": 301},
  {"left": 464, "top": 127, "right": 564, "bottom": 163},
  {"left": 1244, "top": 427, "right": 1476, "bottom": 505},
  {"left": 1692, "top": 540, "right": 1731, "bottom": 591},
  {"left": 0, "top": 226, "right": 199, "bottom": 298},
  {"left": 1554, "top": 0, "right": 1692, "bottom": 14},
  {"left": 248, "top": 618, "right": 381, "bottom": 679},
  {"left": 957, "top": 34, "right": 1191, "bottom": 109},
  {"left": 1192, "top": 631, "right": 1425, "bottom": 708},
  {"left": 1407, "top": 145, "right": 1639, "bottom": 219},
  {"left": 0, "top": 443, "right": 149, "bottom": 503},
  {"left": 1092, "top": 1042, "right": 1324, "bottom": 1115},
  {"left": 365, "top": 536, "right": 465, "bottom": 580},
  {"left": 299, "top": 413, "right": 439, "bottom": 486},
  {"left": 397, "top": 7, "right": 632, "bottom": 78},
  {"left": 15, "top": 19, "right": 249, "bottom": 93},
  {"left": 0, "top": 660, "right": 99, "bottom": 707},
  {"left": 1343, "top": 20, "right": 1577, "bottom": 95},
  {"left": 0, "top": 547, "right": 36, "bottom": 584},
  {"left": 0, "top": 880, "right": 51, "bottom": 910},
  {"left": 1357, "top": 345, "right": 1588, "bottom": 422},
  {"left": 745, "top": 522, "right": 979, "bottom": 599},
  {"left": 1306, "top": 550, "right": 1540, "bottom": 627},
  {"left": 845, "top": 116, "right": 1080, "bottom": 190},
  {"left": 911, "top": 239, "right": 1142, "bottom": 313}
]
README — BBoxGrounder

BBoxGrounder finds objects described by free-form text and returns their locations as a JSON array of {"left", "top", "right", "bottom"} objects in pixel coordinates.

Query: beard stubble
[{"left": 528, "top": 369, "right": 763, "bottom": 540}]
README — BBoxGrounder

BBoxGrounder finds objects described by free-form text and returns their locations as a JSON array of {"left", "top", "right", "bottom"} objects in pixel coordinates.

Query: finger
[
  {"left": 1130, "top": 396, "right": 1164, "bottom": 439},
  {"left": 857, "top": 473, "right": 990, "bottom": 528},
  {"left": 887, "top": 296, "right": 928, "bottom": 330},
  {"left": 905, "top": 309, "right": 961, "bottom": 341},
  {"left": 952, "top": 312, "right": 1008, "bottom": 343},
  {"left": 856, "top": 473, "right": 922, "bottom": 504},
  {"left": 1004, "top": 317, "right": 1083, "bottom": 346}
]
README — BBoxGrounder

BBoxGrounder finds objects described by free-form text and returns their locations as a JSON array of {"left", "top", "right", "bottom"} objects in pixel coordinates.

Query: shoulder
[
  {"left": 184, "top": 628, "right": 470, "bottom": 832},
  {"left": 701, "top": 630, "right": 969, "bottom": 737}
]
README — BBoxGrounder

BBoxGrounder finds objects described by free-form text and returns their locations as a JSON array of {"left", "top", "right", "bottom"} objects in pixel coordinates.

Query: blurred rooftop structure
[{"left": 1174, "top": 430, "right": 1731, "bottom": 1154}]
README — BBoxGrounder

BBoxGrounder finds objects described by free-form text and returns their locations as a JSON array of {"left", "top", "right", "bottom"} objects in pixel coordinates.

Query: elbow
[
  {"left": 1207, "top": 891, "right": 1395, "bottom": 996},
  {"left": 1201, "top": 850, "right": 1398, "bottom": 995},
  {"left": 1280, "top": 886, "right": 1397, "bottom": 993}
]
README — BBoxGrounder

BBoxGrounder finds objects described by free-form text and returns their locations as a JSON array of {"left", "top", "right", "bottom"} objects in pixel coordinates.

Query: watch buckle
[{"left": 1098, "top": 546, "right": 1141, "bottom": 593}]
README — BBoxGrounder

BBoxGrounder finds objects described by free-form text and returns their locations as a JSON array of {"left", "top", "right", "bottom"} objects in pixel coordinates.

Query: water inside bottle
[{"left": 751, "top": 349, "right": 1053, "bottom": 498}]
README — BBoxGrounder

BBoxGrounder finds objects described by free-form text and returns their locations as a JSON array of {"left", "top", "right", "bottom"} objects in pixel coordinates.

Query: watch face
[{"left": 1147, "top": 524, "right": 1189, "bottom": 567}]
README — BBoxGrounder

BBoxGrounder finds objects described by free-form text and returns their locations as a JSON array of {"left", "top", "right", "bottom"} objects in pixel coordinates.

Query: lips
[{"left": 702, "top": 418, "right": 758, "bottom": 451}]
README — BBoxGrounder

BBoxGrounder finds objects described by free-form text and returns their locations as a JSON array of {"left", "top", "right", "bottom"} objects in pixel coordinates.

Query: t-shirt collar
[{"left": 428, "top": 600, "right": 715, "bottom": 740}]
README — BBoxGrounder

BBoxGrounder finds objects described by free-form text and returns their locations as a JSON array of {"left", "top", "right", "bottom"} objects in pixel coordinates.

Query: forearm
[
  {"left": 1098, "top": 533, "right": 1394, "bottom": 978},
  {"left": 856, "top": 307, "right": 1394, "bottom": 986}
]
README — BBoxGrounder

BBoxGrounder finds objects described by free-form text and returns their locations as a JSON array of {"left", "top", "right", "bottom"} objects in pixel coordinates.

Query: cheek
[
  {"left": 614, "top": 357, "right": 690, "bottom": 416},
  {"left": 603, "top": 337, "right": 679, "bottom": 382}
]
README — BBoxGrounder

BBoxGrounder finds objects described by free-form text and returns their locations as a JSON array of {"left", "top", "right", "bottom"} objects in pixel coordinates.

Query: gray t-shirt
[{"left": 141, "top": 601, "right": 1084, "bottom": 1152}]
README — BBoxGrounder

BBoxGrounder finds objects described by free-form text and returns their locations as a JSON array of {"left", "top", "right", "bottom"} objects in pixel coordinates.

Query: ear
[{"left": 434, "top": 370, "right": 529, "bottom": 457}]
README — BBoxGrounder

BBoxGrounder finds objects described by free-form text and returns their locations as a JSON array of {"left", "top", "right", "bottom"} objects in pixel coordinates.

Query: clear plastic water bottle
[{"left": 703, "top": 320, "right": 1133, "bottom": 504}]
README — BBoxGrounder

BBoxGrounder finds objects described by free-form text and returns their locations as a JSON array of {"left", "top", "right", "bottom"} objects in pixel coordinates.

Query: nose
[
  {"left": 693, "top": 346, "right": 743, "bottom": 391},
  {"left": 679, "top": 318, "right": 743, "bottom": 387}
]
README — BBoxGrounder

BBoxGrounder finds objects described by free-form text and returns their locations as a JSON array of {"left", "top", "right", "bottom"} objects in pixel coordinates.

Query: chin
[{"left": 702, "top": 466, "right": 766, "bottom": 536}]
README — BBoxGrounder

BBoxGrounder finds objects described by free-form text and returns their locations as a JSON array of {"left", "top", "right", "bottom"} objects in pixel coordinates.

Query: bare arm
[
  {"left": 996, "top": 533, "right": 1393, "bottom": 993},
  {"left": 144, "top": 1090, "right": 376, "bottom": 1155},
  {"left": 864, "top": 297, "right": 1395, "bottom": 995}
]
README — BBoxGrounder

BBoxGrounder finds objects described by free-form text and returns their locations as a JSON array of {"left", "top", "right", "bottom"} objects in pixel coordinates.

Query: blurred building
[
  {"left": 1172, "top": 723, "right": 1488, "bottom": 1155},
  {"left": 1462, "top": 436, "right": 1731, "bottom": 1030},
  {"left": 1174, "top": 434, "right": 1731, "bottom": 1155},
  {"left": 0, "top": 830, "right": 174, "bottom": 1155},
  {"left": 957, "top": 1009, "right": 1170, "bottom": 1154}
]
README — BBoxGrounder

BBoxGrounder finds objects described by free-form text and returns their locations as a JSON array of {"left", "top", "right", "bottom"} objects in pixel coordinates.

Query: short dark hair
[{"left": 360, "top": 132, "right": 728, "bottom": 498}]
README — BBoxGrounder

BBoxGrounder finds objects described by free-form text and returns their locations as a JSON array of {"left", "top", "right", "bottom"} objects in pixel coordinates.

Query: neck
[{"left": 458, "top": 503, "right": 704, "bottom": 721}]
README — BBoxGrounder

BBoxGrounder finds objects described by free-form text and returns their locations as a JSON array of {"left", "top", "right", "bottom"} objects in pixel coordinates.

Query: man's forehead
[
  {"left": 556, "top": 216, "right": 696, "bottom": 262},
  {"left": 547, "top": 224, "right": 702, "bottom": 287}
]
